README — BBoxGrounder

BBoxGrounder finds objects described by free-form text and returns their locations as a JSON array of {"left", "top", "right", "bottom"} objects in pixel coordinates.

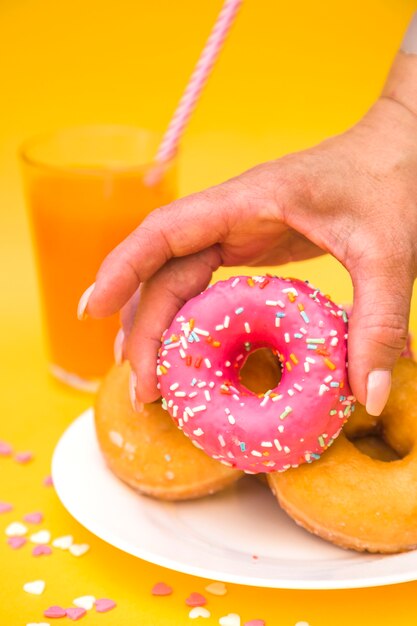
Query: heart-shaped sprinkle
[
  {"left": 95, "top": 598, "right": 116, "bottom": 613},
  {"left": 66, "top": 607, "right": 86, "bottom": 621},
  {"left": 0, "top": 440, "right": 12, "bottom": 456},
  {"left": 186, "top": 592, "right": 207, "bottom": 607},
  {"left": 219, "top": 614, "right": 241, "bottom": 626},
  {"left": 151, "top": 582, "right": 173, "bottom": 596},
  {"left": 189, "top": 607, "right": 211, "bottom": 619},
  {"left": 52, "top": 535, "right": 73, "bottom": 550},
  {"left": 295, "top": 623, "right": 310, "bottom": 626},
  {"left": 15, "top": 451, "right": 33, "bottom": 463},
  {"left": 44, "top": 606, "right": 66, "bottom": 618},
  {"left": 43, "top": 475, "right": 53, "bottom": 487},
  {"left": 6, "top": 522, "right": 27, "bottom": 536},
  {"left": 244, "top": 621, "right": 265, "bottom": 626},
  {"left": 205, "top": 582, "right": 227, "bottom": 596},
  {"left": 23, "top": 580, "right": 46, "bottom": 595},
  {"left": 24, "top": 512, "right": 44, "bottom": 524},
  {"left": 73, "top": 596, "right": 96, "bottom": 610},
  {"left": 30, "top": 530, "right": 51, "bottom": 544},
  {"left": 69, "top": 543, "right": 90, "bottom": 557},
  {"left": 0, "top": 501, "right": 13, "bottom": 513},
  {"left": 33, "top": 544, "right": 52, "bottom": 556},
  {"left": 8, "top": 536, "right": 27, "bottom": 549}
]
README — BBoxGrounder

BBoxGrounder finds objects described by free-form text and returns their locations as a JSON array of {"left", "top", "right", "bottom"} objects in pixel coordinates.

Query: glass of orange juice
[{"left": 20, "top": 125, "right": 177, "bottom": 392}]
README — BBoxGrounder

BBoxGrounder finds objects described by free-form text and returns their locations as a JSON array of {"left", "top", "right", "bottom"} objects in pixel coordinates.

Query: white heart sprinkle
[
  {"left": 205, "top": 581, "right": 227, "bottom": 596},
  {"left": 73, "top": 595, "right": 96, "bottom": 610},
  {"left": 5, "top": 522, "right": 27, "bottom": 537},
  {"left": 26, "top": 623, "right": 50, "bottom": 626},
  {"left": 23, "top": 580, "right": 46, "bottom": 595},
  {"left": 295, "top": 623, "right": 310, "bottom": 626},
  {"left": 52, "top": 535, "right": 73, "bottom": 550},
  {"left": 219, "top": 614, "right": 241, "bottom": 626},
  {"left": 69, "top": 543, "right": 90, "bottom": 557},
  {"left": 30, "top": 530, "right": 51, "bottom": 544},
  {"left": 189, "top": 607, "right": 211, "bottom": 619}
]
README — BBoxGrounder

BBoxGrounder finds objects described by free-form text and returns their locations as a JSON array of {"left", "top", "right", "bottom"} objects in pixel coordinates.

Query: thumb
[{"left": 347, "top": 261, "right": 413, "bottom": 415}]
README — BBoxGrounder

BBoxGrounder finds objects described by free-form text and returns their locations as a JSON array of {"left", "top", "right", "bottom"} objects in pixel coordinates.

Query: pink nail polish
[
  {"left": 77, "top": 283, "right": 95, "bottom": 320},
  {"left": 114, "top": 328, "right": 125, "bottom": 366},
  {"left": 366, "top": 370, "right": 392, "bottom": 416},
  {"left": 129, "top": 370, "right": 138, "bottom": 412}
]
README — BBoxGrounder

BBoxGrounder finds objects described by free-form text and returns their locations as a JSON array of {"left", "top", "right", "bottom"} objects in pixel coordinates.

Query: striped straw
[{"left": 155, "top": 0, "right": 243, "bottom": 164}]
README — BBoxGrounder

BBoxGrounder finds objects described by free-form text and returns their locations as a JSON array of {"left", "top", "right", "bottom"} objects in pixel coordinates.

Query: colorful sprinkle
[
  {"left": 66, "top": 607, "right": 87, "bottom": 621},
  {"left": 23, "top": 580, "right": 46, "bottom": 595},
  {"left": 44, "top": 606, "right": 66, "bottom": 618},
  {"left": 152, "top": 582, "right": 173, "bottom": 596},
  {"left": 95, "top": 598, "right": 117, "bottom": 613},
  {"left": 186, "top": 592, "right": 207, "bottom": 607},
  {"left": 0, "top": 440, "right": 12, "bottom": 456},
  {"left": 0, "top": 501, "right": 12, "bottom": 513},
  {"left": 15, "top": 451, "right": 33, "bottom": 464},
  {"left": 189, "top": 607, "right": 211, "bottom": 619}
]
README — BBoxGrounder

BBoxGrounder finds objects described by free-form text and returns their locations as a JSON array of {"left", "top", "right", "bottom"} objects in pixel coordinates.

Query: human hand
[{"left": 80, "top": 93, "right": 417, "bottom": 415}]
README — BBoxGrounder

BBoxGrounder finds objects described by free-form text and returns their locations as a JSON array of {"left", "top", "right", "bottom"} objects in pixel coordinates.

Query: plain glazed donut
[
  {"left": 95, "top": 362, "right": 242, "bottom": 500},
  {"left": 268, "top": 358, "right": 417, "bottom": 553},
  {"left": 158, "top": 275, "right": 355, "bottom": 473}
]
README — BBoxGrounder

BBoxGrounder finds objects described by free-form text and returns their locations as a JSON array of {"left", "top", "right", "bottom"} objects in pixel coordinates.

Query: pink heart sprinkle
[
  {"left": 0, "top": 440, "right": 12, "bottom": 456},
  {"left": 24, "top": 511, "right": 44, "bottom": 524},
  {"left": 152, "top": 582, "right": 173, "bottom": 596},
  {"left": 15, "top": 451, "right": 33, "bottom": 464},
  {"left": 0, "top": 501, "right": 13, "bottom": 513},
  {"left": 185, "top": 592, "right": 207, "bottom": 607},
  {"left": 33, "top": 544, "right": 52, "bottom": 557},
  {"left": 245, "top": 621, "right": 266, "bottom": 626},
  {"left": 7, "top": 536, "right": 26, "bottom": 549},
  {"left": 43, "top": 474, "right": 54, "bottom": 487},
  {"left": 66, "top": 607, "right": 87, "bottom": 620},
  {"left": 44, "top": 605, "right": 67, "bottom": 618},
  {"left": 95, "top": 598, "right": 116, "bottom": 613}
]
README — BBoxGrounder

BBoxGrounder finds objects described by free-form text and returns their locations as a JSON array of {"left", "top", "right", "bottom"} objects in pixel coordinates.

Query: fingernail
[
  {"left": 366, "top": 370, "right": 392, "bottom": 416},
  {"left": 129, "top": 370, "right": 138, "bottom": 412},
  {"left": 114, "top": 328, "right": 125, "bottom": 366},
  {"left": 77, "top": 283, "right": 95, "bottom": 320}
]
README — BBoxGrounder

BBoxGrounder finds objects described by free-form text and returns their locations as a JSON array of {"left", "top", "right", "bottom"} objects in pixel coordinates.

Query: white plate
[{"left": 52, "top": 409, "right": 417, "bottom": 589}]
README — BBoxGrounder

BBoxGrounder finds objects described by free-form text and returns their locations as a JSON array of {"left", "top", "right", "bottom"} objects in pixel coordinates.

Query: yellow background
[{"left": 1, "top": 0, "right": 417, "bottom": 624}]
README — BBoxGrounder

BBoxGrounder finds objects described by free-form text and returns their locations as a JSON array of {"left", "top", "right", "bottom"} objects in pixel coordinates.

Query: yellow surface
[{"left": 1, "top": 0, "right": 417, "bottom": 624}]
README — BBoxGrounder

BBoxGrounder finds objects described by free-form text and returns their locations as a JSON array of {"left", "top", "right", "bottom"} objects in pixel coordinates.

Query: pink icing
[{"left": 157, "top": 276, "right": 355, "bottom": 473}]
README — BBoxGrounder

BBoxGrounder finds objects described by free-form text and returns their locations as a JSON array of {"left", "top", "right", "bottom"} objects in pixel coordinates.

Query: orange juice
[{"left": 21, "top": 126, "right": 176, "bottom": 390}]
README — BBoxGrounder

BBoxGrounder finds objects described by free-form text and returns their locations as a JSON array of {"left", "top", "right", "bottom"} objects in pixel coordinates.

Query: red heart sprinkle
[
  {"left": 24, "top": 511, "right": 44, "bottom": 524},
  {"left": 185, "top": 592, "right": 207, "bottom": 607},
  {"left": 7, "top": 536, "right": 26, "bottom": 549},
  {"left": 152, "top": 582, "right": 173, "bottom": 596},
  {"left": 33, "top": 544, "right": 52, "bottom": 556},
  {"left": 95, "top": 598, "right": 116, "bottom": 613},
  {"left": 245, "top": 621, "right": 266, "bottom": 626},
  {"left": 66, "top": 607, "right": 87, "bottom": 620},
  {"left": 0, "top": 501, "right": 13, "bottom": 513},
  {"left": 15, "top": 451, "right": 33, "bottom": 463},
  {"left": 0, "top": 440, "right": 12, "bottom": 456},
  {"left": 44, "top": 605, "right": 66, "bottom": 618}
]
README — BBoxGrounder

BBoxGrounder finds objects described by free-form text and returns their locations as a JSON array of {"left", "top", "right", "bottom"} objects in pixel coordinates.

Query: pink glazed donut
[{"left": 157, "top": 276, "right": 356, "bottom": 473}]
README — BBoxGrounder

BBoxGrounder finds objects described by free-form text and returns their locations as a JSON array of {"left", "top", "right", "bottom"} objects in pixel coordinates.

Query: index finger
[{"left": 86, "top": 181, "right": 239, "bottom": 318}]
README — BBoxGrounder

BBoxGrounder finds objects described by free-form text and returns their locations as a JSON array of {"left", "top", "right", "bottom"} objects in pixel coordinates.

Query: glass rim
[{"left": 19, "top": 124, "right": 177, "bottom": 176}]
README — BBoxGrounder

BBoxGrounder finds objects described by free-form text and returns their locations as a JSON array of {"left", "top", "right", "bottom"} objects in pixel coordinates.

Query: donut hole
[
  {"left": 346, "top": 425, "right": 402, "bottom": 462},
  {"left": 239, "top": 348, "right": 282, "bottom": 395}
]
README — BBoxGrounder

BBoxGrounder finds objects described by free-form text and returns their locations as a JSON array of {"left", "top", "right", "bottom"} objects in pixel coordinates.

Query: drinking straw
[{"left": 154, "top": 0, "right": 243, "bottom": 164}]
